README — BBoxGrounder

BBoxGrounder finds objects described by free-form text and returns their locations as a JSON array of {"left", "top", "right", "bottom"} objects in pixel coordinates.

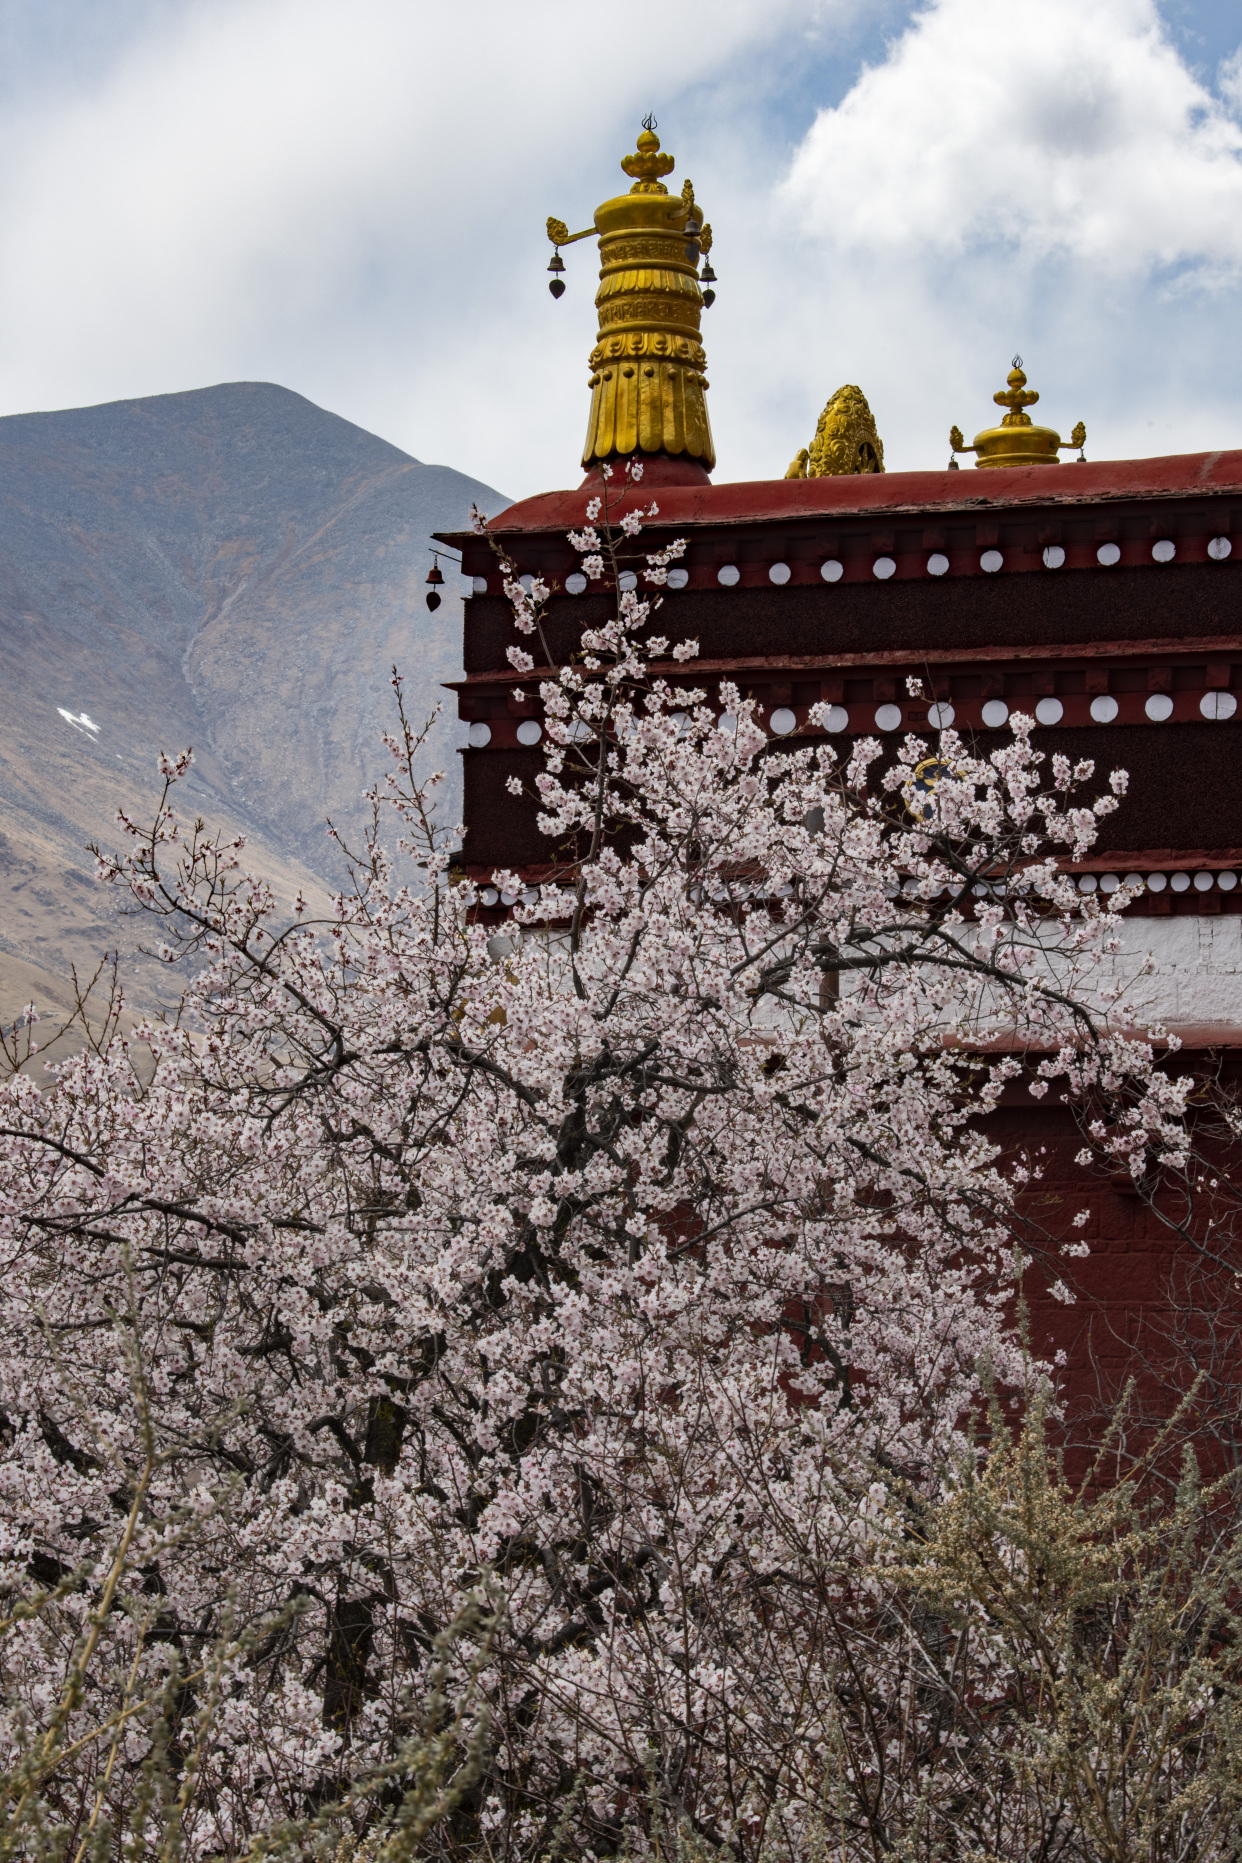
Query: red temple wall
[
  {"left": 449, "top": 455, "right": 1242, "bottom": 1420},
  {"left": 994, "top": 1080, "right": 1242, "bottom": 1458}
]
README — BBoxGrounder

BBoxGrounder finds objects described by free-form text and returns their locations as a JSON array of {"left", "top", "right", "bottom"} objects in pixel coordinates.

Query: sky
[{"left": 1, "top": 0, "right": 1241, "bottom": 499}]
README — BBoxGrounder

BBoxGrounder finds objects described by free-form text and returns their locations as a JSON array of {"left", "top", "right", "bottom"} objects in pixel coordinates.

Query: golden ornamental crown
[{"left": 621, "top": 116, "right": 676, "bottom": 194}]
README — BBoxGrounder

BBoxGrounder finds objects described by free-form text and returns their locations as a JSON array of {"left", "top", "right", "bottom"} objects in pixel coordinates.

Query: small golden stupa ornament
[
  {"left": 785, "top": 385, "right": 885, "bottom": 478},
  {"left": 950, "top": 358, "right": 1085, "bottom": 469},
  {"left": 547, "top": 118, "right": 714, "bottom": 477}
]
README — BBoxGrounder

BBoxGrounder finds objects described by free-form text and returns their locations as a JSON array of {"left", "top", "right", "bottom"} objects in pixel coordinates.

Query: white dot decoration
[
  {"left": 927, "top": 701, "right": 955, "bottom": 727},
  {"left": 472, "top": 575, "right": 489, "bottom": 594},
  {"left": 618, "top": 570, "right": 638, "bottom": 591},
  {"left": 1152, "top": 539, "right": 1175, "bottom": 563},
  {"left": 873, "top": 556, "right": 897, "bottom": 580},
  {"left": 478, "top": 885, "right": 499, "bottom": 906},
  {"left": 1124, "top": 874, "right": 1144, "bottom": 890},
  {"left": 666, "top": 567, "right": 689, "bottom": 589},
  {"left": 516, "top": 719, "right": 543, "bottom": 745},
  {"left": 500, "top": 889, "right": 520, "bottom": 906},
  {"left": 769, "top": 561, "right": 792, "bottom": 585},
  {"left": 1078, "top": 874, "right": 1097, "bottom": 893},
  {"left": 820, "top": 704, "right": 849, "bottom": 733},
  {"left": 1096, "top": 542, "right": 1121, "bottom": 566},
  {"left": 519, "top": 573, "right": 534, "bottom": 592},
  {"left": 1042, "top": 545, "right": 1066, "bottom": 569},
  {"left": 1146, "top": 872, "right": 1167, "bottom": 891},
  {"left": 1208, "top": 536, "right": 1233, "bottom": 560},
  {"left": 467, "top": 721, "right": 492, "bottom": 748},
  {"left": 718, "top": 712, "right": 738, "bottom": 735},
  {"left": 981, "top": 699, "right": 1010, "bottom": 728},
  {"left": 1171, "top": 871, "right": 1191, "bottom": 892},
  {"left": 1145, "top": 693, "right": 1174, "bottom": 721},
  {"left": 927, "top": 553, "right": 950, "bottom": 577},
  {"left": 1090, "top": 694, "right": 1119, "bottom": 723},
  {"left": 980, "top": 550, "right": 1004, "bottom": 574},
  {"left": 717, "top": 564, "right": 740, "bottom": 586},
  {"left": 1201, "top": 689, "right": 1237, "bottom": 719},
  {"left": 521, "top": 888, "right": 540, "bottom": 908},
  {"left": 565, "top": 718, "right": 592, "bottom": 742},
  {"left": 1194, "top": 871, "right": 1215, "bottom": 891},
  {"left": 1219, "top": 871, "right": 1239, "bottom": 891},
  {"left": 565, "top": 571, "right": 587, "bottom": 595},
  {"left": 1035, "top": 697, "right": 1064, "bottom": 726},
  {"left": 820, "top": 559, "right": 844, "bottom": 583},
  {"left": 1100, "top": 873, "right": 1120, "bottom": 893},
  {"left": 874, "top": 702, "right": 903, "bottom": 731},
  {"left": 769, "top": 706, "right": 798, "bottom": 736}
]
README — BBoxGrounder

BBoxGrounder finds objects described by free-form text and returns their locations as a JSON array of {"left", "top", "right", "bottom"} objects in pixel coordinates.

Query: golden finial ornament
[
  {"left": 784, "top": 385, "right": 885, "bottom": 478},
  {"left": 950, "top": 358, "right": 1085, "bottom": 469},
  {"left": 621, "top": 123, "right": 675, "bottom": 191},
  {"left": 546, "top": 118, "right": 715, "bottom": 476}
]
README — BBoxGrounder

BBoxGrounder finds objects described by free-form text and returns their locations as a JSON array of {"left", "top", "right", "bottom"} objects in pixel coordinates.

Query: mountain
[{"left": 0, "top": 381, "right": 509, "bottom": 1033}]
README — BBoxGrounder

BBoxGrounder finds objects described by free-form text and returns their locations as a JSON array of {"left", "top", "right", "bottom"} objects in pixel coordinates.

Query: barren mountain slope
[{"left": 0, "top": 381, "right": 509, "bottom": 1025}]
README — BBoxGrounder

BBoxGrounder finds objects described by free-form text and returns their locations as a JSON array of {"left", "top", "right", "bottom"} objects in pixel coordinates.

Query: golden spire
[
  {"left": 784, "top": 385, "right": 885, "bottom": 478},
  {"left": 548, "top": 120, "right": 715, "bottom": 477},
  {"left": 950, "top": 358, "right": 1085, "bottom": 468}
]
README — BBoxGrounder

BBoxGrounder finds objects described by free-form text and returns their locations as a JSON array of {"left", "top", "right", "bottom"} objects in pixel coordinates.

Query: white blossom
[{"left": 0, "top": 475, "right": 1196, "bottom": 1863}]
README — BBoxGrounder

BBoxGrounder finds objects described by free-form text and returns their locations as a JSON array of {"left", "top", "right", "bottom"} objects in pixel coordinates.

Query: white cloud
[
  {"left": 0, "top": 0, "right": 847, "bottom": 493},
  {"left": 1220, "top": 47, "right": 1242, "bottom": 117},
  {"left": 1, "top": 0, "right": 1242, "bottom": 492},
  {"left": 784, "top": 0, "right": 1242, "bottom": 276},
  {"left": 710, "top": 0, "right": 1242, "bottom": 478}
]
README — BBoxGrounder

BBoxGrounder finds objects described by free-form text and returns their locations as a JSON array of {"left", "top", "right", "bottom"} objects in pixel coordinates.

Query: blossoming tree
[{"left": 0, "top": 465, "right": 1192, "bottom": 1861}]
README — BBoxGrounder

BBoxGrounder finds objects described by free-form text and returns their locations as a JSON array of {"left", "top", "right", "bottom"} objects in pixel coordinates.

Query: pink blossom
[{"left": 0, "top": 478, "right": 1192, "bottom": 1862}]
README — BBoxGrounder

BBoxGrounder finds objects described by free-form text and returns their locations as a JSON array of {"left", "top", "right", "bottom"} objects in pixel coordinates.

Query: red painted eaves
[{"left": 482, "top": 451, "right": 1242, "bottom": 535}]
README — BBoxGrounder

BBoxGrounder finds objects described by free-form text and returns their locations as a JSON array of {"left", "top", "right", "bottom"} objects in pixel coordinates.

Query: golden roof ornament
[
  {"left": 785, "top": 385, "right": 885, "bottom": 478},
  {"left": 950, "top": 358, "right": 1085, "bottom": 468},
  {"left": 546, "top": 118, "right": 715, "bottom": 479}
]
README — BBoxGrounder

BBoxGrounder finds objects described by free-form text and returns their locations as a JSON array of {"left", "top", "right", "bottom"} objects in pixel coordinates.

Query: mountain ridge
[{"left": 0, "top": 380, "right": 509, "bottom": 1028}]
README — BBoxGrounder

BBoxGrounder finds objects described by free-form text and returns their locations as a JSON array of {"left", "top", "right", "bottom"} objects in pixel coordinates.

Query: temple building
[{"left": 439, "top": 125, "right": 1242, "bottom": 1403}]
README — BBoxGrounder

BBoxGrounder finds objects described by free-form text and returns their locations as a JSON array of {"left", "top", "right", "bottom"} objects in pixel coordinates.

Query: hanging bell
[
  {"left": 425, "top": 560, "right": 444, "bottom": 611},
  {"left": 547, "top": 252, "right": 566, "bottom": 299},
  {"left": 700, "top": 262, "right": 717, "bottom": 284}
]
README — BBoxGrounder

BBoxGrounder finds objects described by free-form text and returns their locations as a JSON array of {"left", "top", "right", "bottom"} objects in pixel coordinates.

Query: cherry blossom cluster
[{"left": 0, "top": 464, "right": 1192, "bottom": 1861}]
